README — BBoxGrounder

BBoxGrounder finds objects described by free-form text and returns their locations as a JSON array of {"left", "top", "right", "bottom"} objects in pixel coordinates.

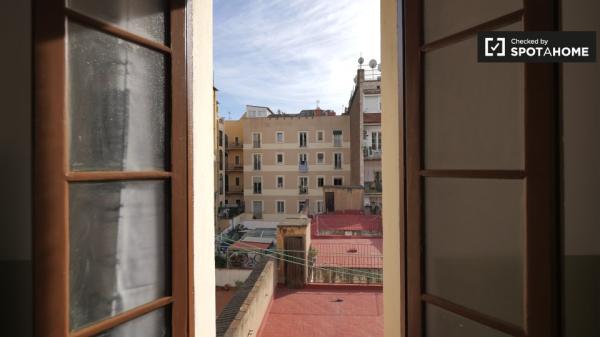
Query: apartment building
[
  {"left": 214, "top": 88, "right": 225, "bottom": 214},
  {"left": 242, "top": 108, "right": 351, "bottom": 217},
  {"left": 347, "top": 62, "right": 382, "bottom": 208},
  {"left": 224, "top": 119, "right": 244, "bottom": 206}
]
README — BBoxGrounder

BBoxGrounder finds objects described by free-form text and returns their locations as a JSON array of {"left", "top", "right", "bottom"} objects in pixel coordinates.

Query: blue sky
[{"left": 214, "top": 0, "right": 381, "bottom": 119}]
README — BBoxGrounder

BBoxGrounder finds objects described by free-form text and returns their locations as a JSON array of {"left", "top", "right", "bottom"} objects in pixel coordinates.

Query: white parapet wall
[{"left": 215, "top": 268, "right": 252, "bottom": 287}]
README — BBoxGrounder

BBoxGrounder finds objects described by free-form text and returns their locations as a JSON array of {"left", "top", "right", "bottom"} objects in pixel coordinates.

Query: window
[
  {"left": 234, "top": 155, "right": 240, "bottom": 166},
  {"left": 333, "top": 177, "right": 343, "bottom": 186},
  {"left": 333, "top": 130, "right": 343, "bottom": 147},
  {"left": 372, "top": 131, "right": 382, "bottom": 150},
  {"left": 218, "top": 130, "right": 223, "bottom": 146},
  {"left": 253, "top": 176, "right": 262, "bottom": 194},
  {"left": 252, "top": 132, "right": 261, "bottom": 148},
  {"left": 298, "top": 200, "right": 307, "bottom": 213},
  {"left": 299, "top": 153, "right": 308, "bottom": 165},
  {"left": 316, "top": 152, "right": 325, "bottom": 164},
  {"left": 276, "top": 131, "right": 284, "bottom": 143},
  {"left": 252, "top": 200, "right": 263, "bottom": 219},
  {"left": 316, "top": 130, "right": 324, "bottom": 142},
  {"left": 364, "top": 94, "right": 381, "bottom": 113},
  {"left": 34, "top": 1, "right": 189, "bottom": 335},
  {"left": 253, "top": 153, "right": 262, "bottom": 171},
  {"left": 299, "top": 177, "right": 308, "bottom": 194},
  {"left": 234, "top": 136, "right": 239, "bottom": 145},
  {"left": 276, "top": 153, "right": 284, "bottom": 165},
  {"left": 277, "top": 176, "right": 284, "bottom": 189},
  {"left": 235, "top": 199, "right": 241, "bottom": 205},
  {"left": 317, "top": 176, "right": 325, "bottom": 188},
  {"left": 316, "top": 200, "right": 324, "bottom": 214},
  {"left": 276, "top": 201, "right": 285, "bottom": 214},
  {"left": 334, "top": 153, "right": 342, "bottom": 169},
  {"left": 235, "top": 177, "right": 240, "bottom": 186},
  {"left": 299, "top": 131, "right": 307, "bottom": 147}
]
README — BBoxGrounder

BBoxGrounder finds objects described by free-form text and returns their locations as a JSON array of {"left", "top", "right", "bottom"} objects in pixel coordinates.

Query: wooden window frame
[
  {"left": 33, "top": 1, "right": 192, "bottom": 336},
  {"left": 403, "top": 0, "right": 559, "bottom": 336}
]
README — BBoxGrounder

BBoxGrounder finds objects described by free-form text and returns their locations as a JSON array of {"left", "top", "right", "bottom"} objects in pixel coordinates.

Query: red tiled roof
[
  {"left": 228, "top": 241, "right": 272, "bottom": 251},
  {"left": 363, "top": 113, "right": 381, "bottom": 124},
  {"left": 311, "top": 238, "right": 383, "bottom": 269}
]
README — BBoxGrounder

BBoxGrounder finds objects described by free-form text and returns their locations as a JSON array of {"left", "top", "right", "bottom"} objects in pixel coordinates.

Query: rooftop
[
  {"left": 258, "top": 287, "right": 383, "bottom": 337},
  {"left": 311, "top": 238, "right": 383, "bottom": 269},
  {"left": 312, "top": 213, "right": 383, "bottom": 237}
]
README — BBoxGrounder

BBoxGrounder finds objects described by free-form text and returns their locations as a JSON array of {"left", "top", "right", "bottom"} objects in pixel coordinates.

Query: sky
[{"left": 214, "top": 0, "right": 381, "bottom": 119}]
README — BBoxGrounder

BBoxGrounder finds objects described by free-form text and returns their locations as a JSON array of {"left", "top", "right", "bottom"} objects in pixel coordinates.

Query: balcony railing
[
  {"left": 299, "top": 186, "right": 308, "bottom": 194},
  {"left": 225, "top": 163, "right": 243, "bottom": 171},
  {"left": 299, "top": 163, "right": 309, "bottom": 173},
  {"left": 226, "top": 141, "right": 243, "bottom": 149},
  {"left": 226, "top": 186, "right": 244, "bottom": 193},
  {"left": 364, "top": 181, "right": 382, "bottom": 193},
  {"left": 363, "top": 146, "right": 382, "bottom": 160},
  {"left": 307, "top": 242, "right": 383, "bottom": 284}
]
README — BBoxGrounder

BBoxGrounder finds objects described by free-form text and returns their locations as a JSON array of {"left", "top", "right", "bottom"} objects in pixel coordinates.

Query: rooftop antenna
[
  {"left": 358, "top": 53, "right": 364, "bottom": 69},
  {"left": 227, "top": 111, "right": 231, "bottom": 120}
]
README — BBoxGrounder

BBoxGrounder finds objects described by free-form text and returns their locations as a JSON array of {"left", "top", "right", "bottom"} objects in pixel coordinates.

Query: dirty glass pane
[
  {"left": 424, "top": 0, "right": 521, "bottom": 43},
  {"left": 426, "top": 305, "right": 511, "bottom": 337},
  {"left": 424, "top": 178, "right": 524, "bottom": 327},
  {"left": 424, "top": 22, "right": 524, "bottom": 170},
  {"left": 94, "top": 308, "right": 170, "bottom": 337},
  {"left": 68, "top": 21, "right": 167, "bottom": 172},
  {"left": 66, "top": 0, "right": 167, "bottom": 43},
  {"left": 69, "top": 181, "right": 169, "bottom": 330}
]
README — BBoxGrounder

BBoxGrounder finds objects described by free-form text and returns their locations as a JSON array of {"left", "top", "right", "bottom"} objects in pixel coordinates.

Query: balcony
[
  {"left": 226, "top": 141, "right": 243, "bottom": 150},
  {"left": 299, "top": 163, "right": 309, "bottom": 173},
  {"left": 364, "top": 181, "right": 382, "bottom": 194},
  {"left": 226, "top": 186, "right": 244, "bottom": 194},
  {"left": 299, "top": 186, "right": 308, "bottom": 194},
  {"left": 226, "top": 163, "right": 243, "bottom": 171},
  {"left": 363, "top": 146, "right": 382, "bottom": 160}
]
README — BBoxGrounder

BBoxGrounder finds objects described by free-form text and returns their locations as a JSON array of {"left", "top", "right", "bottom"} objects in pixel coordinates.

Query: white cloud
[{"left": 214, "top": 0, "right": 381, "bottom": 117}]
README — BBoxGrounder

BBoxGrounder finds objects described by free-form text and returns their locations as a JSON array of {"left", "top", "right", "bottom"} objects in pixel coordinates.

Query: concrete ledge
[{"left": 216, "top": 259, "right": 277, "bottom": 337}]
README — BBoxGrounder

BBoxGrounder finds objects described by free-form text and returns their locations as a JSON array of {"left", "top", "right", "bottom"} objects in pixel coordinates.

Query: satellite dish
[
  {"left": 369, "top": 59, "right": 378, "bottom": 69},
  {"left": 377, "top": 64, "right": 382, "bottom": 72},
  {"left": 358, "top": 57, "right": 364, "bottom": 65}
]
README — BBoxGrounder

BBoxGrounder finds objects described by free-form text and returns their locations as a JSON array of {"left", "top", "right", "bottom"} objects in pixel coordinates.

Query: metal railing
[
  {"left": 364, "top": 181, "right": 382, "bottom": 193},
  {"left": 299, "top": 186, "right": 308, "bottom": 194},
  {"left": 227, "top": 141, "right": 243, "bottom": 149},
  {"left": 363, "top": 146, "right": 382, "bottom": 159},
  {"left": 299, "top": 163, "right": 309, "bottom": 173},
  {"left": 308, "top": 242, "right": 383, "bottom": 284}
]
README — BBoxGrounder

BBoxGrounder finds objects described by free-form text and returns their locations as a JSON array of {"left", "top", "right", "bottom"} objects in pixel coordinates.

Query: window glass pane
[
  {"left": 424, "top": 178, "right": 524, "bottom": 326},
  {"left": 68, "top": 22, "right": 167, "bottom": 172},
  {"left": 426, "top": 305, "right": 510, "bottom": 337},
  {"left": 69, "top": 181, "right": 169, "bottom": 330},
  {"left": 424, "top": 22, "right": 524, "bottom": 170},
  {"left": 424, "top": 0, "right": 521, "bottom": 43},
  {"left": 67, "top": 0, "right": 167, "bottom": 44},
  {"left": 94, "top": 308, "right": 170, "bottom": 337}
]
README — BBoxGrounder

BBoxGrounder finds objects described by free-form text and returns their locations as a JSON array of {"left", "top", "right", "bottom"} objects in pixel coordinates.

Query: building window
[
  {"left": 299, "top": 176, "right": 308, "bottom": 194},
  {"left": 276, "top": 153, "right": 284, "bottom": 165},
  {"left": 333, "top": 130, "right": 343, "bottom": 147},
  {"left": 316, "top": 130, "right": 324, "bottom": 142},
  {"left": 299, "top": 131, "right": 307, "bottom": 147},
  {"left": 333, "top": 177, "right": 343, "bottom": 186},
  {"left": 236, "top": 199, "right": 241, "bottom": 205},
  {"left": 299, "top": 153, "right": 308, "bottom": 172},
  {"left": 276, "top": 201, "right": 285, "bottom": 214},
  {"left": 316, "top": 152, "right": 324, "bottom": 164},
  {"left": 372, "top": 131, "right": 382, "bottom": 150},
  {"left": 252, "top": 133, "right": 261, "bottom": 148},
  {"left": 277, "top": 176, "right": 284, "bottom": 189},
  {"left": 235, "top": 177, "right": 240, "bottom": 186},
  {"left": 253, "top": 154, "right": 262, "bottom": 171},
  {"left": 218, "top": 130, "right": 223, "bottom": 147},
  {"left": 252, "top": 200, "right": 263, "bottom": 219},
  {"left": 316, "top": 200, "right": 324, "bottom": 213},
  {"left": 234, "top": 136, "right": 240, "bottom": 146},
  {"left": 317, "top": 176, "right": 325, "bottom": 188},
  {"left": 253, "top": 176, "right": 262, "bottom": 194},
  {"left": 334, "top": 153, "right": 342, "bottom": 169},
  {"left": 298, "top": 200, "right": 307, "bottom": 213},
  {"left": 235, "top": 155, "right": 240, "bottom": 166},
  {"left": 276, "top": 131, "right": 284, "bottom": 143}
]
